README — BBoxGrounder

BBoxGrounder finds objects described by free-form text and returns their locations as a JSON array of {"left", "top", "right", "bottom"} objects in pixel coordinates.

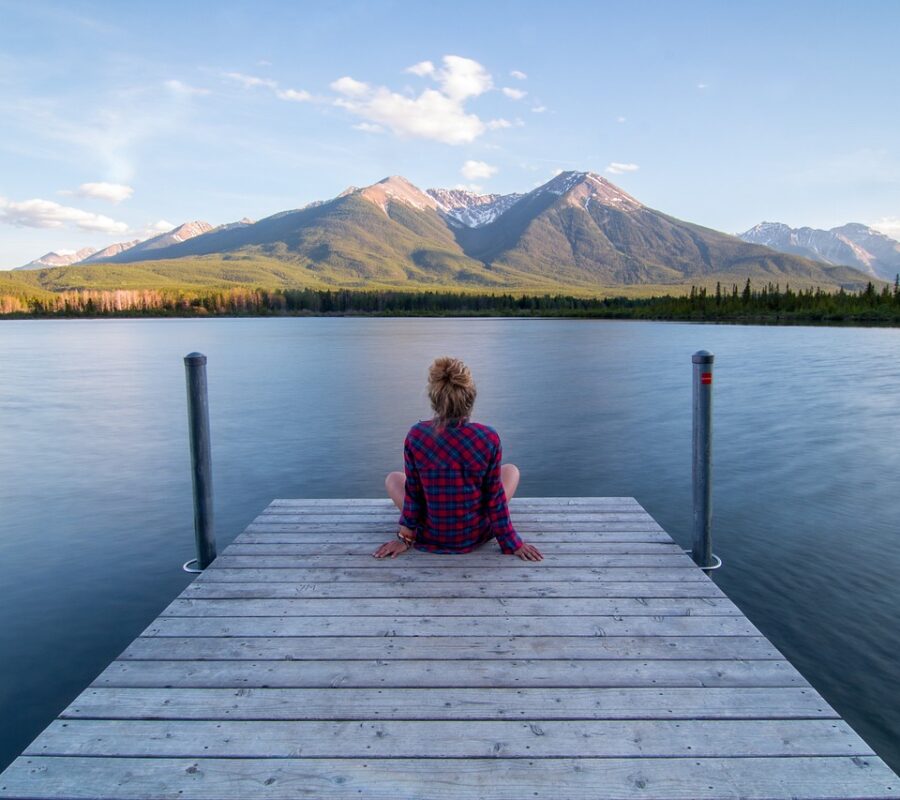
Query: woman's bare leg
[
  {"left": 501, "top": 463, "right": 520, "bottom": 500},
  {"left": 385, "top": 471, "right": 405, "bottom": 511}
]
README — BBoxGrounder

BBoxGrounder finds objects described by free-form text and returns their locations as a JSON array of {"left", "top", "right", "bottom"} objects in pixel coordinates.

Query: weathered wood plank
[
  {"left": 254, "top": 512, "right": 657, "bottom": 523},
  {"left": 60, "top": 686, "right": 839, "bottom": 720},
  {"left": 91, "top": 658, "right": 808, "bottom": 689},
  {"left": 161, "top": 596, "right": 743, "bottom": 617},
  {"left": 245, "top": 521, "right": 667, "bottom": 533},
  {"left": 179, "top": 580, "right": 729, "bottom": 599},
  {"left": 199, "top": 567, "right": 709, "bottom": 583},
  {"left": 7, "top": 755, "right": 897, "bottom": 800},
  {"left": 234, "top": 532, "right": 678, "bottom": 545},
  {"left": 210, "top": 553, "right": 697, "bottom": 569},
  {"left": 268, "top": 497, "right": 640, "bottom": 508},
  {"left": 226, "top": 541, "right": 687, "bottom": 554},
  {"left": 142, "top": 614, "right": 762, "bottom": 638},
  {"left": 25, "top": 718, "right": 870, "bottom": 759},
  {"left": 120, "top": 634, "right": 785, "bottom": 661}
]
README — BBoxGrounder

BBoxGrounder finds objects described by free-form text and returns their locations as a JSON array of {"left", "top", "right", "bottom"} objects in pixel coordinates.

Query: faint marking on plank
[{"left": 5, "top": 756, "right": 898, "bottom": 800}]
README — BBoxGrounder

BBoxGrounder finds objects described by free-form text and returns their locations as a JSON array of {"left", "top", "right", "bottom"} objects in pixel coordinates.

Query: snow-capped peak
[
  {"left": 356, "top": 176, "right": 438, "bottom": 214},
  {"left": 535, "top": 171, "right": 643, "bottom": 210},
  {"left": 427, "top": 187, "right": 524, "bottom": 228}
]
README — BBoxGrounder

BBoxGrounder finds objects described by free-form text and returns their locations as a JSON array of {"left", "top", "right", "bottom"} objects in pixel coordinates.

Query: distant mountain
[
  {"left": 89, "top": 221, "right": 213, "bottom": 263},
  {"left": 13, "top": 175, "right": 875, "bottom": 291},
  {"left": 82, "top": 240, "right": 140, "bottom": 263},
  {"left": 427, "top": 188, "right": 524, "bottom": 228},
  {"left": 16, "top": 247, "right": 96, "bottom": 270},
  {"left": 739, "top": 222, "right": 900, "bottom": 282}
]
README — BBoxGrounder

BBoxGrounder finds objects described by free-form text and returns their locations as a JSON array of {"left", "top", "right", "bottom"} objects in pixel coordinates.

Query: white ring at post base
[
  {"left": 182, "top": 558, "right": 203, "bottom": 574},
  {"left": 683, "top": 551, "right": 723, "bottom": 570}
]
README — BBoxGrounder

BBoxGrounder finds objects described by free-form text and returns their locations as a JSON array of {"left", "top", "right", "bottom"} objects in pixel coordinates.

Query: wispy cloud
[
  {"left": 164, "top": 79, "right": 210, "bottom": 96},
  {"left": 406, "top": 61, "right": 435, "bottom": 77},
  {"left": 869, "top": 217, "right": 900, "bottom": 240},
  {"left": 61, "top": 182, "right": 134, "bottom": 204},
  {"left": 461, "top": 160, "right": 497, "bottom": 181},
  {"left": 224, "top": 72, "right": 278, "bottom": 89},
  {"left": 502, "top": 87, "right": 527, "bottom": 100},
  {"left": 616, "top": 116, "right": 626, "bottom": 123},
  {"left": 0, "top": 196, "right": 129, "bottom": 234},
  {"left": 510, "top": 70, "right": 527, "bottom": 80},
  {"left": 224, "top": 71, "right": 311, "bottom": 103},
  {"left": 697, "top": 82, "right": 708, "bottom": 90},
  {"left": 352, "top": 122, "right": 383, "bottom": 133},
  {"left": 605, "top": 162, "right": 640, "bottom": 175},
  {"left": 531, "top": 105, "right": 547, "bottom": 113},
  {"left": 136, "top": 219, "right": 175, "bottom": 239},
  {"left": 331, "top": 55, "right": 502, "bottom": 145}
]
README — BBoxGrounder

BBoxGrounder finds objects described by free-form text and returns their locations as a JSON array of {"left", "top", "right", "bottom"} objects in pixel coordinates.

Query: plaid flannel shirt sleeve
[
  {"left": 484, "top": 438, "right": 522, "bottom": 554},
  {"left": 398, "top": 434, "right": 424, "bottom": 538}
]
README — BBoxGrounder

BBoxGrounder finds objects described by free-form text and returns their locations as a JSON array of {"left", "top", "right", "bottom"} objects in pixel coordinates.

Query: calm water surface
[{"left": 1, "top": 318, "right": 898, "bottom": 772}]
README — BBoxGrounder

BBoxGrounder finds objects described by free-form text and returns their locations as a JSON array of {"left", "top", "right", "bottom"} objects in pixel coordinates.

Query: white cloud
[
  {"left": 697, "top": 83, "right": 708, "bottom": 90},
  {"left": 224, "top": 72, "right": 278, "bottom": 89},
  {"left": 605, "top": 162, "right": 640, "bottom": 175},
  {"left": 869, "top": 217, "right": 900, "bottom": 240},
  {"left": 0, "top": 196, "right": 129, "bottom": 234},
  {"left": 137, "top": 219, "right": 175, "bottom": 239},
  {"left": 486, "top": 118, "right": 512, "bottom": 130},
  {"left": 276, "top": 88, "right": 311, "bottom": 102},
  {"left": 331, "top": 76, "right": 370, "bottom": 97},
  {"left": 510, "top": 70, "right": 527, "bottom": 80},
  {"left": 330, "top": 56, "right": 498, "bottom": 145},
  {"left": 502, "top": 87, "right": 527, "bottom": 100},
  {"left": 436, "top": 55, "right": 492, "bottom": 101},
  {"left": 461, "top": 160, "right": 498, "bottom": 181},
  {"left": 531, "top": 105, "right": 547, "bottom": 113},
  {"left": 454, "top": 183, "right": 483, "bottom": 193},
  {"left": 406, "top": 61, "right": 435, "bottom": 77},
  {"left": 65, "top": 182, "right": 134, "bottom": 204},
  {"left": 353, "top": 122, "right": 384, "bottom": 133},
  {"left": 164, "top": 79, "right": 210, "bottom": 96},
  {"left": 257, "top": 59, "right": 272, "bottom": 67},
  {"left": 616, "top": 116, "right": 626, "bottom": 123}
]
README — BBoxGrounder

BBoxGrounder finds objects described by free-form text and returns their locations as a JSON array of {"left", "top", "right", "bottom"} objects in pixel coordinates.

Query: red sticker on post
[{"left": 701, "top": 373, "right": 712, "bottom": 385}]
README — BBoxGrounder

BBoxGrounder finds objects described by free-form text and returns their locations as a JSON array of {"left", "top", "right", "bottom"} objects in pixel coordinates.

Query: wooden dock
[{"left": 2, "top": 497, "right": 898, "bottom": 799}]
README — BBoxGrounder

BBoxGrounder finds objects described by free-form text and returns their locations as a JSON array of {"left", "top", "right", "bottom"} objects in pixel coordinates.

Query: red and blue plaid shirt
[{"left": 398, "top": 419, "right": 523, "bottom": 554}]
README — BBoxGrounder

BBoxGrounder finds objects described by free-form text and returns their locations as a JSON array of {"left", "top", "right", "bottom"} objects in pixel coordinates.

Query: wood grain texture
[{"left": 2, "top": 496, "right": 896, "bottom": 799}]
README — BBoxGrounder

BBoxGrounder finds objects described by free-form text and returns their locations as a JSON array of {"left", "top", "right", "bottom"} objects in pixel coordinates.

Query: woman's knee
[
  {"left": 501, "top": 463, "right": 520, "bottom": 499},
  {"left": 385, "top": 471, "right": 404, "bottom": 490}
]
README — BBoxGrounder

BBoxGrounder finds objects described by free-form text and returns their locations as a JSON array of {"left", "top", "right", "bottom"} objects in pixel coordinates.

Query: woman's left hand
[{"left": 373, "top": 540, "right": 411, "bottom": 559}]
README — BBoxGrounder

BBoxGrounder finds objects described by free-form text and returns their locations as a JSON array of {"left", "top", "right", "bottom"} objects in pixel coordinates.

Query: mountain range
[
  {"left": 739, "top": 222, "right": 900, "bottom": 282},
  {"left": 12, "top": 172, "right": 880, "bottom": 292}
]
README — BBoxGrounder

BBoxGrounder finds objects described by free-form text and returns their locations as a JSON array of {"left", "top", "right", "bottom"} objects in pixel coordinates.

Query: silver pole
[
  {"left": 692, "top": 350, "right": 714, "bottom": 570},
  {"left": 184, "top": 352, "right": 216, "bottom": 570}
]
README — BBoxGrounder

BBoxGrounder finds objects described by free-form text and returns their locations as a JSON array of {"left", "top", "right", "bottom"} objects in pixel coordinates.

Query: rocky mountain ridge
[{"left": 739, "top": 221, "right": 900, "bottom": 281}]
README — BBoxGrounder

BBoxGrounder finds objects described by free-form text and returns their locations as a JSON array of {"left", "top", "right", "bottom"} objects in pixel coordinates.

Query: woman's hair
[{"left": 428, "top": 357, "right": 476, "bottom": 427}]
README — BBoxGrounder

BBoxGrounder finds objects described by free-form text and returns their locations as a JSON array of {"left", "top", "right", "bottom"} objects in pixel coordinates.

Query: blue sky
[{"left": 1, "top": 0, "right": 898, "bottom": 267}]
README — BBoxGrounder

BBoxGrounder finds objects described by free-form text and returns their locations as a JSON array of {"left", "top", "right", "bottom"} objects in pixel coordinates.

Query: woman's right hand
[
  {"left": 514, "top": 542, "right": 543, "bottom": 561},
  {"left": 373, "top": 539, "right": 411, "bottom": 559}
]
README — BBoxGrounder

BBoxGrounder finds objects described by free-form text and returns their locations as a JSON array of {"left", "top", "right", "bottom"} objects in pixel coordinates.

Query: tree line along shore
[{"left": 2, "top": 279, "right": 900, "bottom": 324}]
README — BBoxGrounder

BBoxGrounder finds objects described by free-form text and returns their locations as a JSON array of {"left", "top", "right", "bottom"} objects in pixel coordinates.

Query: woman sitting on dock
[{"left": 374, "top": 356, "right": 543, "bottom": 561}]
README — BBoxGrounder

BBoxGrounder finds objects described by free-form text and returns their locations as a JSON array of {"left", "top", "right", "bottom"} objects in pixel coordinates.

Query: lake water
[{"left": 1, "top": 318, "right": 898, "bottom": 774}]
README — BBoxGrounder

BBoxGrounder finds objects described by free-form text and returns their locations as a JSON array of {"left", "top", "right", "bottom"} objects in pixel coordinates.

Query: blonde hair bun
[{"left": 428, "top": 357, "right": 476, "bottom": 425}]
